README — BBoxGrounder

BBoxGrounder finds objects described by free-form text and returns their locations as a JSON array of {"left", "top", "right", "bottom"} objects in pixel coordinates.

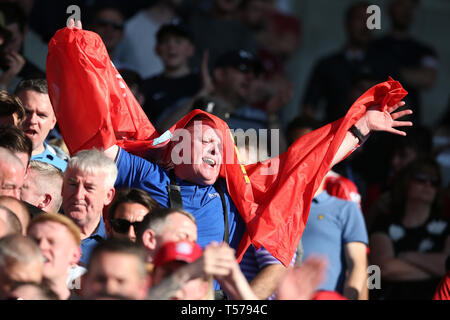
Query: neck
[
  {"left": 164, "top": 65, "right": 191, "bottom": 78},
  {"left": 44, "top": 276, "right": 70, "bottom": 300},
  {"left": 32, "top": 143, "right": 46, "bottom": 156},
  {"left": 79, "top": 216, "right": 101, "bottom": 240},
  {"left": 391, "top": 28, "right": 411, "bottom": 40},
  {"left": 402, "top": 200, "right": 431, "bottom": 228}
]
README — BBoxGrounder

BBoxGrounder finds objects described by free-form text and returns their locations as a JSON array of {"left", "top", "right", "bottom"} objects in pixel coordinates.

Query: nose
[
  {"left": 105, "top": 279, "right": 120, "bottom": 295},
  {"left": 128, "top": 226, "right": 136, "bottom": 242}
]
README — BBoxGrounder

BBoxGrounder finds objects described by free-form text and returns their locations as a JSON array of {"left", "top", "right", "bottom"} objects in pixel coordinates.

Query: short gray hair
[{"left": 67, "top": 149, "right": 118, "bottom": 188}]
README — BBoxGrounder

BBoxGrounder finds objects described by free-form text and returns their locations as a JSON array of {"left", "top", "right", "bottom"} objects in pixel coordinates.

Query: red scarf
[{"left": 47, "top": 27, "right": 407, "bottom": 265}]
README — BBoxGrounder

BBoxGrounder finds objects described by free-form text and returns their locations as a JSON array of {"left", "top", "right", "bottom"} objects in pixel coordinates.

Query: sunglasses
[
  {"left": 95, "top": 18, "right": 124, "bottom": 31},
  {"left": 412, "top": 173, "right": 440, "bottom": 187},
  {"left": 110, "top": 219, "right": 141, "bottom": 234}
]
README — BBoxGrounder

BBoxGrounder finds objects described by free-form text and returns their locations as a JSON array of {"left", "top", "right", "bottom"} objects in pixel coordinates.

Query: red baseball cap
[
  {"left": 312, "top": 290, "right": 348, "bottom": 300},
  {"left": 154, "top": 241, "right": 203, "bottom": 268}
]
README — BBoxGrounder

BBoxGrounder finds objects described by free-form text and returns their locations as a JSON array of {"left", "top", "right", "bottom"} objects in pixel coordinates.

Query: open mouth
[
  {"left": 202, "top": 157, "right": 216, "bottom": 167},
  {"left": 24, "top": 129, "right": 38, "bottom": 136}
]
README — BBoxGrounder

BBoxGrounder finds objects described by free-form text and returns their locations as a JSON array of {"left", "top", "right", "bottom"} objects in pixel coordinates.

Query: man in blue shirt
[
  {"left": 15, "top": 78, "right": 68, "bottom": 172},
  {"left": 61, "top": 149, "right": 117, "bottom": 266},
  {"left": 301, "top": 187, "right": 369, "bottom": 299}
]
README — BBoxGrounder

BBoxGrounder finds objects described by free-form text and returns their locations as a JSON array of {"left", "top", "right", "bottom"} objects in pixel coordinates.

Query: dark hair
[
  {"left": 0, "top": 91, "right": 25, "bottom": 124},
  {"left": 344, "top": 1, "right": 370, "bottom": 25},
  {"left": 390, "top": 157, "right": 443, "bottom": 220},
  {"left": 390, "top": 125, "right": 433, "bottom": 158},
  {"left": 108, "top": 188, "right": 160, "bottom": 222},
  {"left": 286, "top": 115, "right": 322, "bottom": 145},
  {"left": 87, "top": 238, "right": 147, "bottom": 277},
  {"left": 0, "top": 125, "right": 32, "bottom": 164},
  {"left": 135, "top": 208, "right": 196, "bottom": 246},
  {"left": 0, "top": 3, "right": 27, "bottom": 33},
  {"left": 14, "top": 78, "right": 48, "bottom": 95}
]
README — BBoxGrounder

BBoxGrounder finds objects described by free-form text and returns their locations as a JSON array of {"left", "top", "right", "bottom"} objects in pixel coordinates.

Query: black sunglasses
[
  {"left": 412, "top": 173, "right": 440, "bottom": 187},
  {"left": 110, "top": 219, "right": 141, "bottom": 234},
  {"left": 95, "top": 18, "right": 124, "bottom": 31}
]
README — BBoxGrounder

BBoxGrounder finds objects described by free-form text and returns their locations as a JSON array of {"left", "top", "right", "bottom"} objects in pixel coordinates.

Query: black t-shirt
[
  {"left": 141, "top": 72, "right": 201, "bottom": 123},
  {"left": 370, "top": 213, "right": 449, "bottom": 300}
]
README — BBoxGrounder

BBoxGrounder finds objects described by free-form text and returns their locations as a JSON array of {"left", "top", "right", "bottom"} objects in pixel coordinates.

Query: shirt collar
[{"left": 313, "top": 190, "right": 331, "bottom": 203}]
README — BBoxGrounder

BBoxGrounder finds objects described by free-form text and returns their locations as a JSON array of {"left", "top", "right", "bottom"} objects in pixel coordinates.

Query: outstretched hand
[{"left": 356, "top": 101, "right": 413, "bottom": 136}]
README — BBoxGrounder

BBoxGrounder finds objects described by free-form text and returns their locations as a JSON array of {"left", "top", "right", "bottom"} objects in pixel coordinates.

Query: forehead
[
  {"left": 17, "top": 90, "right": 53, "bottom": 112},
  {"left": 186, "top": 122, "right": 222, "bottom": 140},
  {"left": 65, "top": 166, "right": 105, "bottom": 182}
]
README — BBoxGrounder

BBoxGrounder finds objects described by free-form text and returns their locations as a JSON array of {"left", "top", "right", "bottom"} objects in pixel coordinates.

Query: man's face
[
  {"left": 0, "top": 260, "right": 43, "bottom": 299},
  {"left": 346, "top": 6, "right": 372, "bottom": 47},
  {"left": 156, "top": 35, "right": 194, "bottom": 71},
  {"left": 62, "top": 167, "right": 114, "bottom": 229},
  {"left": 84, "top": 251, "right": 148, "bottom": 300},
  {"left": 92, "top": 9, "right": 124, "bottom": 53},
  {"left": 18, "top": 90, "right": 56, "bottom": 153},
  {"left": 3, "top": 23, "right": 25, "bottom": 53},
  {"left": 175, "top": 123, "right": 223, "bottom": 186},
  {"left": 109, "top": 202, "right": 149, "bottom": 242},
  {"left": 154, "top": 213, "right": 198, "bottom": 254},
  {"left": 27, "top": 221, "right": 81, "bottom": 280},
  {"left": 215, "top": 66, "right": 255, "bottom": 105},
  {"left": 0, "top": 161, "right": 24, "bottom": 200}
]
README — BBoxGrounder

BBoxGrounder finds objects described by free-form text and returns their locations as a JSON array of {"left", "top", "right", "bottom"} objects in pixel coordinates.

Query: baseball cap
[
  {"left": 154, "top": 241, "right": 203, "bottom": 268},
  {"left": 156, "top": 21, "right": 192, "bottom": 43},
  {"left": 214, "top": 50, "right": 264, "bottom": 75}
]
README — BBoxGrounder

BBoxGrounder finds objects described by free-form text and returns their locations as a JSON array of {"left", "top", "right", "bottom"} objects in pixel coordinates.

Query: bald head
[
  {"left": 0, "top": 196, "right": 31, "bottom": 234},
  {"left": 0, "top": 147, "right": 25, "bottom": 200},
  {"left": 0, "top": 205, "right": 22, "bottom": 236}
]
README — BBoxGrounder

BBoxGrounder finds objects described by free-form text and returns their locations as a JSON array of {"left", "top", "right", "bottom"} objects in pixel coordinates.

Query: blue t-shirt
[
  {"left": 31, "top": 143, "right": 68, "bottom": 172},
  {"left": 301, "top": 191, "right": 368, "bottom": 293},
  {"left": 79, "top": 216, "right": 107, "bottom": 266},
  {"left": 114, "top": 148, "right": 246, "bottom": 251}
]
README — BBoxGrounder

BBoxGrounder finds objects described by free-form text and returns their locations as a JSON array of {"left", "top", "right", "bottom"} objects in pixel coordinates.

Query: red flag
[
  {"left": 46, "top": 27, "right": 158, "bottom": 157},
  {"left": 47, "top": 27, "right": 408, "bottom": 266}
]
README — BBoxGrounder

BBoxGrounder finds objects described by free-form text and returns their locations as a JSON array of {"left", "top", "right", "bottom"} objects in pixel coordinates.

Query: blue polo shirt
[
  {"left": 114, "top": 148, "right": 246, "bottom": 251},
  {"left": 301, "top": 191, "right": 368, "bottom": 293},
  {"left": 31, "top": 142, "right": 68, "bottom": 172},
  {"left": 79, "top": 216, "right": 107, "bottom": 266}
]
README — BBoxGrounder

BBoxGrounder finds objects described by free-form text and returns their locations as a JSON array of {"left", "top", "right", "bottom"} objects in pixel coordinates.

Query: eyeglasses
[
  {"left": 110, "top": 219, "right": 141, "bottom": 234},
  {"left": 412, "top": 173, "right": 440, "bottom": 187},
  {"left": 95, "top": 18, "right": 124, "bottom": 31}
]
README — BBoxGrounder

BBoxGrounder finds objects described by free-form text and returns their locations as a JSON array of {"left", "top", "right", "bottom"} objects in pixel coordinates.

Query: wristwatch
[{"left": 349, "top": 125, "right": 367, "bottom": 144}]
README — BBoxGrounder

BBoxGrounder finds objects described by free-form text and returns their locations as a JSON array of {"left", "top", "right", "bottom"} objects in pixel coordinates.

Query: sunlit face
[
  {"left": 18, "top": 90, "right": 56, "bottom": 154},
  {"left": 109, "top": 202, "right": 149, "bottom": 242},
  {"left": 84, "top": 252, "right": 148, "bottom": 300},
  {"left": 175, "top": 122, "right": 223, "bottom": 186},
  {"left": 153, "top": 213, "right": 198, "bottom": 254},
  {"left": 215, "top": 67, "right": 255, "bottom": 105},
  {"left": 0, "top": 161, "right": 24, "bottom": 200},
  {"left": 156, "top": 35, "right": 194, "bottom": 71},
  {"left": 62, "top": 167, "right": 114, "bottom": 229},
  {"left": 21, "top": 169, "right": 41, "bottom": 208},
  {"left": 27, "top": 221, "right": 81, "bottom": 280}
]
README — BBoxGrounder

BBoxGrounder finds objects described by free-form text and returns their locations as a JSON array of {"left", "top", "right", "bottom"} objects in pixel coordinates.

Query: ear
[
  {"left": 142, "top": 229, "right": 157, "bottom": 251},
  {"left": 104, "top": 187, "right": 115, "bottom": 207},
  {"left": 38, "top": 194, "right": 52, "bottom": 210},
  {"left": 70, "top": 246, "right": 82, "bottom": 265}
]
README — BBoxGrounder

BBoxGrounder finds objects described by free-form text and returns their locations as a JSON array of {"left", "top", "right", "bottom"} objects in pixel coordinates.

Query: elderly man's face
[
  {"left": 62, "top": 167, "right": 114, "bottom": 230},
  {"left": 175, "top": 122, "right": 223, "bottom": 186}
]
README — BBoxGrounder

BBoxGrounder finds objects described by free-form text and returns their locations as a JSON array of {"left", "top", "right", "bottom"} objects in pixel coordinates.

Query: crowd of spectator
[{"left": 0, "top": 0, "right": 448, "bottom": 301}]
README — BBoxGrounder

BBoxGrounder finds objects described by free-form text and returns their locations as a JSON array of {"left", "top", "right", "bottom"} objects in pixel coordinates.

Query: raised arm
[{"left": 332, "top": 101, "right": 413, "bottom": 168}]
